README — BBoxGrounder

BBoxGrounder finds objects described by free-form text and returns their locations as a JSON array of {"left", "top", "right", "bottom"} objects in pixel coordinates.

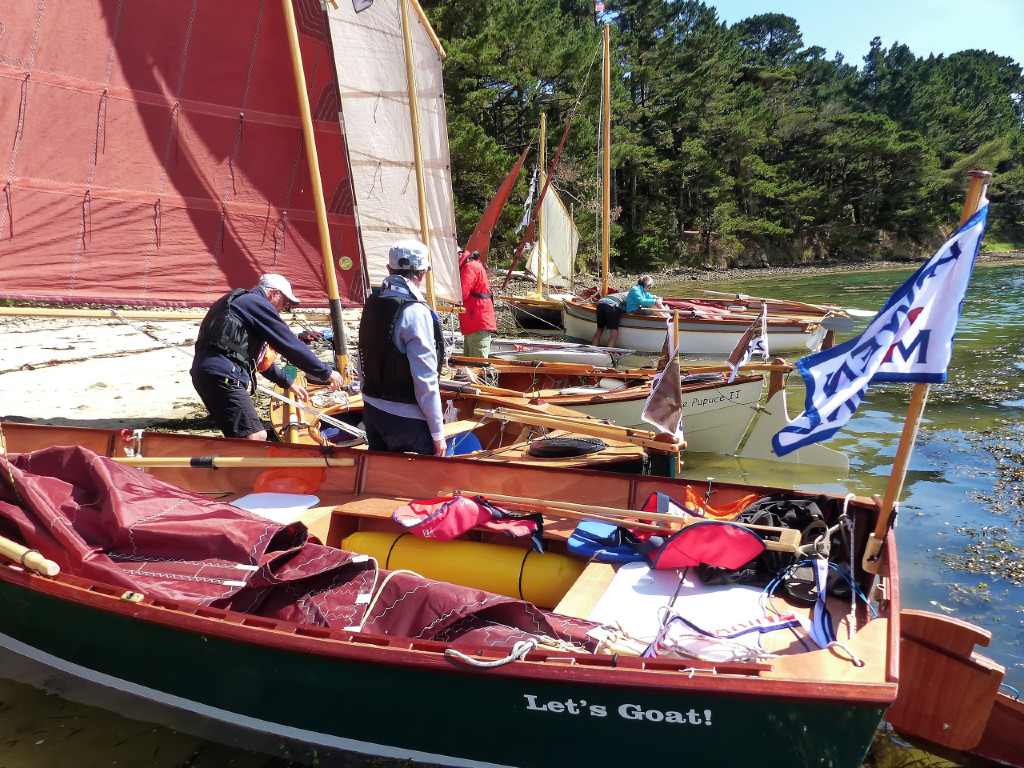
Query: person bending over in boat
[
  {"left": 191, "top": 274, "right": 344, "bottom": 440},
  {"left": 592, "top": 290, "right": 628, "bottom": 347},
  {"left": 625, "top": 275, "right": 666, "bottom": 315},
  {"left": 357, "top": 240, "right": 447, "bottom": 457},
  {"left": 458, "top": 247, "right": 497, "bottom": 358}
]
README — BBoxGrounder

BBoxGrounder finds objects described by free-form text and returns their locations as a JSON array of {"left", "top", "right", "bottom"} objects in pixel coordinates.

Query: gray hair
[{"left": 639, "top": 275, "right": 654, "bottom": 289}]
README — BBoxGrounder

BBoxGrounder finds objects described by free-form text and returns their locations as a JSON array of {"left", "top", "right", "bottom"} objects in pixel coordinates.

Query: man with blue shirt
[
  {"left": 191, "top": 274, "right": 343, "bottom": 440},
  {"left": 357, "top": 240, "right": 446, "bottom": 456}
]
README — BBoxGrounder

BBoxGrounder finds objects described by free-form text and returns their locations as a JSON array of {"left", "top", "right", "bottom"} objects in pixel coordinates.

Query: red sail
[
  {"left": 464, "top": 148, "right": 530, "bottom": 266},
  {"left": 0, "top": 0, "right": 364, "bottom": 307}
]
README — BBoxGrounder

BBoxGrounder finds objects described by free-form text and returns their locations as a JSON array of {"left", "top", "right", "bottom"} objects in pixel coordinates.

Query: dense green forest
[{"left": 422, "top": 0, "right": 1024, "bottom": 272}]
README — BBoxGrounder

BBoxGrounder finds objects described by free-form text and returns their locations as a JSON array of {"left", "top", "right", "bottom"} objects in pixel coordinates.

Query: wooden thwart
[{"left": 449, "top": 489, "right": 800, "bottom": 553}]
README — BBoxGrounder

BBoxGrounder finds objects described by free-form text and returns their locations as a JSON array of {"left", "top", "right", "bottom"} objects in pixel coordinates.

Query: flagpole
[
  {"left": 862, "top": 170, "right": 991, "bottom": 573},
  {"left": 673, "top": 309, "right": 683, "bottom": 477}
]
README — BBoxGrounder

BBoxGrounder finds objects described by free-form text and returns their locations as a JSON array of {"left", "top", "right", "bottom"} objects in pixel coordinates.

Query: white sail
[
  {"left": 326, "top": 0, "right": 461, "bottom": 303},
  {"left": 527, "top": 187, "right": 579, "bottom": 289}
]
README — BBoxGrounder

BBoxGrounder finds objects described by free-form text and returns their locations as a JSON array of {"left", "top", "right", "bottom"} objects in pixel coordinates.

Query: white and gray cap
[{"left": 388, "top": 240, "right": 431, "bottom": 271}]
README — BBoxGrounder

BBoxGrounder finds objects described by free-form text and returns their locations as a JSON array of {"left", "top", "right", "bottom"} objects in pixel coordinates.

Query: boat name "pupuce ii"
[
  {"left": 685, "top": 390, "right": 744, "bottom": 409},
  {"left": 523, "top": 695, "right": 712, "bottom": 725}
]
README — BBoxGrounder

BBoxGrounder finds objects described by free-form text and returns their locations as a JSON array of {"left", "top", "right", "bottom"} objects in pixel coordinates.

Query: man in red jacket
[{"left": 458, "top": 248, "right": 497, "bottom": 358}]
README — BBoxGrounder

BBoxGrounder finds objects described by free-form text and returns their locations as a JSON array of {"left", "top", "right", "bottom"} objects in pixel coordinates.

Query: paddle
[
  {"left": 448, "top": 489, "right": 801, "bottom": 553},
  {"left": 0, "top": 533, "right": 60, "bottom": 576},
  {"left": 113, "top": 456, "right": 355, "bottom": 469}
]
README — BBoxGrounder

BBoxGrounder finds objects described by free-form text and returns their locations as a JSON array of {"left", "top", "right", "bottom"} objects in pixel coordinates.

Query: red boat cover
[
  {"left": 0, "top": 447, "right": 598, "bottom": 650},
  {"left": 0, "top": 0, "right": 365, "bottom": 307}
]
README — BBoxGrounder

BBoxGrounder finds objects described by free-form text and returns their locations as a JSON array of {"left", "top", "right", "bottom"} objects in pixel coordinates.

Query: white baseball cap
[
  {"left": 388, "top": 240, "right": 430, "bottom": 271},
  {"left": 258, "top": 274, "right": 300, "bottom": 304}
]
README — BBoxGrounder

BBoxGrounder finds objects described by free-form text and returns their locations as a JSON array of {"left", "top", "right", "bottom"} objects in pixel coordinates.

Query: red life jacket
[{"left": 392, "top": 495, "right": 538, "bottom": 541}]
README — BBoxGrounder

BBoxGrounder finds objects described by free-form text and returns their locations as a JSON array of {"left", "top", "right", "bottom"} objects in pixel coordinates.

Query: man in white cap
[
  {"left": 191, "top": 274, "right": 343, "bottom": 440},
  {"left": 357, "top": 240, "right": 446, "bottom": 456}
]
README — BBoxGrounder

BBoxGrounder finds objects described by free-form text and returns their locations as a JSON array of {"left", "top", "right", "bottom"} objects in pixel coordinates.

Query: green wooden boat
[{"left": 0, "top": 421, "right": 899, "bottom": 768}]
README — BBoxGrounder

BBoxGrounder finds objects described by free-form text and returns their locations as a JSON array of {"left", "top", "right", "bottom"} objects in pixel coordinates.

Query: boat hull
[
  {"left": 0, "top": 422, "right": 898, "bottom": 768},
  {"left": 556, "top": 376, "right": 763, "bottom": 454},
  {"left": 0, "top": 573, "right": 886, "bottom": 768},
  {"left": 562, "top": 300, "right": 826, "bottom": 356}
]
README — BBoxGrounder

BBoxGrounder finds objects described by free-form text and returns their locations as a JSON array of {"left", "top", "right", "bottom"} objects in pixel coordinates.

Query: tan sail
[{"left": 325, "top": 0, "right": 461, "bottom": 303}]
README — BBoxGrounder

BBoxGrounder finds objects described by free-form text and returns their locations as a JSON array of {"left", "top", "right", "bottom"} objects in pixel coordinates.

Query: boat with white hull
[{"left": 563, "top": 298, "right": 829, "bottom": 357}]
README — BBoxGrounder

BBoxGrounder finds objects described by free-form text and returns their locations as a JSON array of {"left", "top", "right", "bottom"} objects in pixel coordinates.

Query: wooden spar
[
  {"left": 449, "top": 490, "right": 801, "bottom": 553},
  {"left": 862, "top": 170, "right": 992, "bottom": 572},
  {"left": 672, "top": 310, "right": 683, "bottom": 476},
  {"left": 400, "top": 0, "right": 435, "bottom": 309},
  {"left": 536, "top": 113, "right": 547, "bottom": 298},
  {"left": 0, "top": 307, "right": 209, "bottom": 321},
  {"left": 449, "top": 355, "right": 793, "bottom": 377},
  {"left": 600, "top": 23, "right": 611, "bottom": 297},
  {"left": 113, "top": 456, "right": 355, "bottom": 468},
  {"left": 472, "top": 407, "right": 683, "bottom": 452},
  {"left": 0, "top": 534, "right": 60, "bottom": 577},
  {"left": 281, "top": 0, "right": 351, "bottom": 382}
]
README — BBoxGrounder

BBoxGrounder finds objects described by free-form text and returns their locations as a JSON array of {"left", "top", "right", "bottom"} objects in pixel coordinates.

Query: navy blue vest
[{"left": 359, "top": 292, "right": 444, "bottom": 404}]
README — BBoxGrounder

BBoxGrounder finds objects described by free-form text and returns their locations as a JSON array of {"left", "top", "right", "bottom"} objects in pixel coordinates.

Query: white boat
[
  {"left": 547, "top": 374, "right": 766, "bottom": 455},
  {"left": 563, "top": 297, "right": 830, "bottom": 357}
]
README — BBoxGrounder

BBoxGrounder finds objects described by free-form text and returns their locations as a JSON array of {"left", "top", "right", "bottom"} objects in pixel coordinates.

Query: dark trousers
[{"left": 362, "top": 401, "right": 435, "bottom": 455}]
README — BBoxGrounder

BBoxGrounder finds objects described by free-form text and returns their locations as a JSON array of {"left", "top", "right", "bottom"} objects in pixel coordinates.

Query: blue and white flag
[
  {"left": 516, "top": 169, "right": 538, "bottom": 236},
  {"left": 725, "top": 303, "right": 769, "bottom": 382},
  {"left": 772, "top": 204, "right": 988, "bottom": 457}
]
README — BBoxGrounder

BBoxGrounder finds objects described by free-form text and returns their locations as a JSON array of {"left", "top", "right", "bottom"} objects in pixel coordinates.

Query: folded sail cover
[
  {"left": 0, "top": 0, "right": 460, "bottom": 307},
  {"left": 0, "top": 446, "right": 596, "bottom": 649}
]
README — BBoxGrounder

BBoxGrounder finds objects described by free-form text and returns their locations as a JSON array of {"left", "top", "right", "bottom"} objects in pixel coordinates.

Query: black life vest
[
  {"left": 195, "top": 288, "right": 251, "bottom": 368},
  {"left": 359, "top": 292, "right": 444, "bottom": 404}
]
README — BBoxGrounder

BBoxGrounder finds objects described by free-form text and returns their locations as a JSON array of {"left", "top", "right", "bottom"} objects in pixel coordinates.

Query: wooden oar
[
  {"left": 471, "top": 407, "right": 683, "bottom": 452},
  {"left": 0, "top": 534, "right": 60, "bottom": 576},
  {"left": 449, "top": 490, "right": 801, "bottom": 553},
  {"left": 113, "top": 456, "right": 355, "bottom": 469}
]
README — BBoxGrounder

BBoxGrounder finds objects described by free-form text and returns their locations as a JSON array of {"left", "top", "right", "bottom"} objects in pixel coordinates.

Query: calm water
[{"left": 1, "top": 264, "right": 1021, "bottom": 767}]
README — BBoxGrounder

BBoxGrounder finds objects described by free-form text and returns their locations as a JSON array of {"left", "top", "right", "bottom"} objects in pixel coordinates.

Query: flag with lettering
[
  {"left": 642, "top": 316, "right": 685, "bottom": 442},
  {"left": 725, "top": 304, "right": 769, "bottom": 382},
  {"left": 772, "top": 204, "right": 988, "bottom": 457}
]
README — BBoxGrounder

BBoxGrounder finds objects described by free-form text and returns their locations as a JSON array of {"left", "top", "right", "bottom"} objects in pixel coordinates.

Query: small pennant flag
[
  {"left": 352, "top": 0, "right": 374, "bottom": 12},
  {"left": 725, "top": 304, "right": 769, "bottom": 382},
  {"left": 772, "top": 204, "right": 988, "bottom": 457},
  {"left": 595, "top": 1, "right": 606, "bottom": 12}
]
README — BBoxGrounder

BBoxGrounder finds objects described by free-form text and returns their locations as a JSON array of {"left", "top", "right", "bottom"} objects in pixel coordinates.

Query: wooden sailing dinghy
[
  {"left": 449, "top": 355, "right": 767, "bottom": 456},
  {"left": 0, "top": 420, "right": 899, "bottom": 768}
]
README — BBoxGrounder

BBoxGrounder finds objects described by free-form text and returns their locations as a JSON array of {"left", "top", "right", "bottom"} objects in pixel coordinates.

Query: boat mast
[
  {"left": 281, "top": 0, "right": 351, "bottom": 381},
  {"left": 601, "top": 23, "right": 611, "bottom": 297},
  {"left": 536, "top": 113, "right": 547, "bottom": 298},
  {"left": 400, "top": 0, "right": 436, "bottom": 309}
]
